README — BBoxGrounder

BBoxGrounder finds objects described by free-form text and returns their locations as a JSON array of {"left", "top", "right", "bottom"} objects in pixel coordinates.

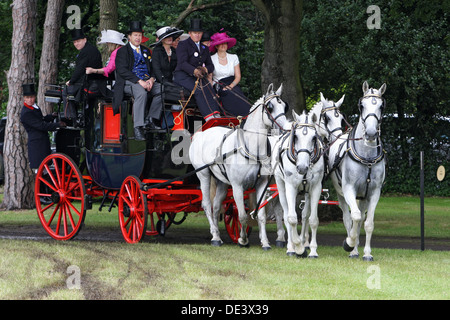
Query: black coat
[
  {"left": 113, "top": 43, "right": 153, "bottom": 114},
  {"left": 69, "top": 42, "right": 103, "bottom": 85},
  {"left": 151, "top": 44, "right": 177, "bottom": 83},
  {"left": 20, "top": 104, "right": 60, "bottom": 169},
  {"left": 174, "top": 37, "right": 214, "bottom": 76}
]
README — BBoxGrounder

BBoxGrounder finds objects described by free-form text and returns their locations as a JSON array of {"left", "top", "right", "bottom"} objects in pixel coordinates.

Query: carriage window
[{"left": 103, "top": 104, "right": 121, "bottom": 144}]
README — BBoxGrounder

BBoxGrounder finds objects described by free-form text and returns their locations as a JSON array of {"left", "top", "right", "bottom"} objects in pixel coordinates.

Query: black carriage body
[{"left": 56, "top": 95, "right": 201, "bottom": 190}]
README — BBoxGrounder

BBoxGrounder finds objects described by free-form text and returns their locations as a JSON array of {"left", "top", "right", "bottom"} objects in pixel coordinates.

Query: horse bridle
[
  {"left": 287, "top": 120, "right": 321, "bottom": 166},
  {"left": 260, "top": 93, "right": 288, "bottom": 131},
  {"left": 358, "top": 93, "right": 386, "bottom": 133},
  {"left": 320, "top": 104, "right": 344, "bottom": 139}
]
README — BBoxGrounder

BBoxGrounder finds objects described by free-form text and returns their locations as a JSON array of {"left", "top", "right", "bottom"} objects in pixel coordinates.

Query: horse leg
[
  {"left": 273, "top": 200, "right": 286, "bottom": 248},
  {"left": 210, "top": 180, "right": 229, "bottom": 246},
  {"left": 255, "top": 177, "right": 271, "bottom": 250},
  {"left": 199, "top": 174, "right": 222, "bottom": 245},
  {"left": 342, "top": 187, "right": 362, "bottom": 254},
  {"left": 307, "top": 183, "right": 322, "bottom": 258},
  {"left": 363, "top": 191, "right": 381, "bottom": 261},
  {"left": 286, "top": 183, "right": 305, "bottom": 257},
  {"left": 233, "top": 186, "right": 249, "bottom": 247},
  {"left": 276, "top": 178, "right": 296, "bottom": 255},
  {"left": 299, "top": 194, "right": 310, "bottom": 251}
]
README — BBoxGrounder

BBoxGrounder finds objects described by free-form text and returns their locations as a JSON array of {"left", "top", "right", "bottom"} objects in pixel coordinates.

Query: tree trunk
[
  {"left": 99, "top": 0, "right": 118, "bottom": 62},
  {"left": 1, "top": 0, "right": 38, "bottom": 210},
  {"left": 37, "top": 0, "right": 65, "bottom": 114},
  {"left": 251, "top": 0, "right": 305, "bottom": 113}
]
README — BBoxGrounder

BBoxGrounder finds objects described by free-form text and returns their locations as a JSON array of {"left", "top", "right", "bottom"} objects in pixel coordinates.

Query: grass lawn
[{"left": 0, "top": 193, "right": 448, "bottom": 300}]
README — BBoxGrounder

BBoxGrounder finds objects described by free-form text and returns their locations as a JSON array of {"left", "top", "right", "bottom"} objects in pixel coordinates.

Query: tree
[
  {"left": 37, "top": 0, "right": 65, "bottom": 113},
  {"left": 251, "top": 0, "right": 306, "bottom": 113},
  {"left": 99, "top": 0, "right": 118, "bottom": 61},
  {"left": 2, "top": 0, "right": 37, "bottom": 210}
]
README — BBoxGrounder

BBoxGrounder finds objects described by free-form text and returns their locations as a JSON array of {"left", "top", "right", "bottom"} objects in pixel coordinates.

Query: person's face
[
  {"left": 216, "top": 43, "right": 228, "bottom": 52},
  {"left": 128, "top": 32, "right": 143, "bottom": 47},
  {"left": 73, "top": 38, "right": 87, "bottom": 51},
  {"left": 173, "top": 37, "right": 180, "bottom": 48},
  {"left": 24, "top": 95, "right": 36, "bottom": 105},
  {"left": 162, "top": 37, "right": 173, "bottom": 47},
  {"left": 189, "top": 31, "right": 203, "bottom": 43}
]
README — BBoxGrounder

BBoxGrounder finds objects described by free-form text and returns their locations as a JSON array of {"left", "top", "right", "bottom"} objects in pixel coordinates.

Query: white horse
[
  {"left": 271, "top": 110, "right": 325, "bottom": 257},
  {"left": 189, "top": 84, "right": 288, "bottom": 249},
  {"left": 328, "top": 81, "right": 386, "bottom": 261}
]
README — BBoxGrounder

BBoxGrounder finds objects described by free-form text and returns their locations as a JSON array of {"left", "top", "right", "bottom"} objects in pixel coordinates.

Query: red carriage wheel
[
  {"left": 35, "top": 153, "right": 86, "bottom": 241},
  {"left": 118, "top": 176, "right": 148, "bottom": 243},
  {"left": 224, "top": 202, "right": 251, "bottom": 244}
]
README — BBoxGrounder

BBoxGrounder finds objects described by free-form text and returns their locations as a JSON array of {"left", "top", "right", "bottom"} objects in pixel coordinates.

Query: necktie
[
  {"left": 136, "top": 47, "right": 140, "bottom": 54},
  {"left": 196, "top": 43, "right": 200, "bottom": 52}
]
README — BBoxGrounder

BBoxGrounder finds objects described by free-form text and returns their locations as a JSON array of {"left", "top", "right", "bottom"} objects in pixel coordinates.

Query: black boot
[
  {"left": 144, "top": 118, "right": 162, "bottom": 130},
  {"left": 134, "top": 126, "right": 146, "bottom": 141}
]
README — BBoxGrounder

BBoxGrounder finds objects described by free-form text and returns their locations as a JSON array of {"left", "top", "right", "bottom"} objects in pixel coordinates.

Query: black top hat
[
  {"left": 189, "top": 19, "right": 203, "bottom": 32},
  {"left": 201, "top": 31, "right": 211, "bottom": 42},
  {"left": 71, "top": 28, "right": 86, "bottom": 41},
  {"left": 127, "top": 21, "right": 144, "bottom": 34},
  {"left": 22, "top": 83, "right": 36, "bottom": 96}
]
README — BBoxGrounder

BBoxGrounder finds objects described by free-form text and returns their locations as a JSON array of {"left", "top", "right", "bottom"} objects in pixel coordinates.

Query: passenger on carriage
[
  {"left": 210, "top": 30, "right": 250, "bottom": 117},
  {"left": 20, "top": 83, "right": 66, "bottom": 172},
  {"left": 62, "top": 28, "right": 104, "bottom": 124},
  {"left": 146, "top": 26, "right": 184, "bottom": 129},
  {"left": 201, "top": 31, "right": 212, "bottom": 47},
  {"left": 85, "top": 29, "right": 126, "bottom": 81},
  {"left": 113, "top": 21, "right": 156, "bottom": 141},
  {"left": 173, "top": 19, "right": 221, "bottom": 122}
]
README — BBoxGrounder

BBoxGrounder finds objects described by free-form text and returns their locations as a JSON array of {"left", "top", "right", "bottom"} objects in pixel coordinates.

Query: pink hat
[{"left": 209, "top": 31, "right": 237, "bottom": 53}]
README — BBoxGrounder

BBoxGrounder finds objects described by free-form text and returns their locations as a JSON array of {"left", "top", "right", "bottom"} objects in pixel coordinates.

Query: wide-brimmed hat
[
  {"left": 127, "top": 21, "right": 144, "bottom": 34},
  {"left": 209, "top": 31, "right": 237, "bottom": 53},
  {"left": 97, "top": 29, "right": 126, "bottom": 46},
  {"left": 22, "top": 83, "right": 36, "bottom": 96},
  {"left": 71, "top": 28, "right": 86, "bottom": 41},
  {"left": 150, "top": 26, "right": 184, "bottom": 47},
  {"left": 188, "top": 19, "right": 203, "bottom": 32}
]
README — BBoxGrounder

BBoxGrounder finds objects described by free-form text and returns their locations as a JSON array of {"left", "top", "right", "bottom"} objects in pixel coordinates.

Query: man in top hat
[
  {"left": 174, "top": 19, "right": 221, "bottom": 121},
  {"left": 20, "top": 83, "right": 66, "bottom": 171},
  {"left": 113, "top": 21, "right": 157, "bottom": 141},
  {"left": 63, "top": 28, "right": 103, "bottom": 123}
]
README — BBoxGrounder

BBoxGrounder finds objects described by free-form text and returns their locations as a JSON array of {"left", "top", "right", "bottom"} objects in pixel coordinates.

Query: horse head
[
  {"left": 359, "top": 81, "right": 386, "bottom": 141},
  {"left": 291, "top": 110, "right": 319, "bottom": 175},
  {"left": 259, "top": 83, "right": 289, "bottom": 130},
  {"left": 313, "top": 92, "right": 345, "bottom": 141}
]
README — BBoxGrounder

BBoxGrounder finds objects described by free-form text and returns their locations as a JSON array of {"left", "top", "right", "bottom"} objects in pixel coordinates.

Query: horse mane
[{"left": 309, "top": 101, "right": 323, "bottom": 124}]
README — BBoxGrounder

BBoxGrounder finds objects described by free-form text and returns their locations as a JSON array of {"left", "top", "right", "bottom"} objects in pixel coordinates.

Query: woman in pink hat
[{"left": 210, "top": 30, "right": 250, "bottom": 117}]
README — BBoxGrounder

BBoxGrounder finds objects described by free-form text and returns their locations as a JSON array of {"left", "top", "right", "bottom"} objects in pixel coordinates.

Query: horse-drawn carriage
[
  {"left": 35, "top": 79, "right": 386, "bottom": 260},
  {"left": 36, "top": 81, "right": 261, "bottom": 244}
]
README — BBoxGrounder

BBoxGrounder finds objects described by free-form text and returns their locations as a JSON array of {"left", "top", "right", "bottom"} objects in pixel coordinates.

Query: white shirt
[{"left": 211, "top": 53, "right": 240, "bottom": 83}]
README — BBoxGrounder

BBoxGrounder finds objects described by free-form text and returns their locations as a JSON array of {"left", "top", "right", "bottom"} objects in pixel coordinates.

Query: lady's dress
[{"left": 211, "top": 53, "right": 250, "bottom": 117}]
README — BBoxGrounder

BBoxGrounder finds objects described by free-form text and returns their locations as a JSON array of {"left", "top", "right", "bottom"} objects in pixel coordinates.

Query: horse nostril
[{"left": 297, "top": 165, "right": 308, "bottom": 175}]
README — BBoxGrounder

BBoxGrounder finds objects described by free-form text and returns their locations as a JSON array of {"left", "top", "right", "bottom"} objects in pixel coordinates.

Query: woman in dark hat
[
  {"left": 146, "top": 27, "right": 184, "bottom": 127},
  {"left": 20, "top": 83, "right": 66, "bottom": 171},
  {"left": 173, "top": 19, "right": 221, "bottom": 121}
]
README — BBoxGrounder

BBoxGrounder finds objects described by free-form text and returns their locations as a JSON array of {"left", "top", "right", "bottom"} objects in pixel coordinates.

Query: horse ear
[
  {"left": 320, "top": 92, "right": 326, "bottom": 103},
  {"left": 336, "top": 94, "right": 345, "bottom": 107},
  {"left": 379, "top": 83, "right": 386, "bottom": 95},
  {"left": 266, "top": 83, "right": 274, "bottom": 95},
  {"left": 362, "top": 81, "right": 369, "bottom": 93},
  {"left": 275, "top": 83, "right": 283, "bottom": 96}
]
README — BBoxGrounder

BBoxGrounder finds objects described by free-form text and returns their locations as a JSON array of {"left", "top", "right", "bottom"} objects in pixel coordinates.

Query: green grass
[{"left": 0, "top": 195, "right": 449, "bottom": 300}]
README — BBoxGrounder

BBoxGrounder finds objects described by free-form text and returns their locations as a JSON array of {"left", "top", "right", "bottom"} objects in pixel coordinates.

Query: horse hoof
[
  {"left": 349, "top": 254, "right": 359, "bottom": 259},
  {"left": 286, "top": 252, "right": 296, "bottom": 257},
  {"left": 239, "top": 243, "right": 250, "bottom": 248},
  {"left": 296, "top": 251, "right": 308, "bottom": 259},
  {"left": 211, "top": 240, "right": 223, "bottom": 247},
  {"left": 343, "top": 240, "right": 354, "bottom": 252},
  {"left": 363, "top": 256, "right": 374, "bottom": 262},
  {"left": 262, "top": 246, "right": 271, "bottom": 251},
  {"left": 276, "top": 240, "right": 286, "bottom": 248},
  {"left": 308, "top": 255, "right": 318, "bottom": 259}
]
